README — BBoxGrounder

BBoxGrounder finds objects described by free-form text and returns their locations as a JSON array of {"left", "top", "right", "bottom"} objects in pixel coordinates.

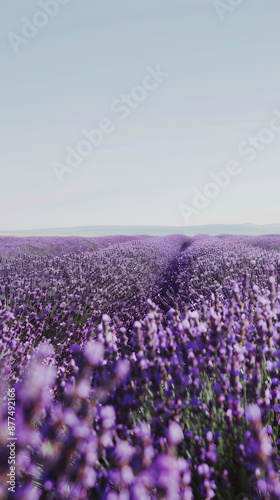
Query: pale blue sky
[{"left": 1, "top": 0, "right": 280, "bottom": 230}]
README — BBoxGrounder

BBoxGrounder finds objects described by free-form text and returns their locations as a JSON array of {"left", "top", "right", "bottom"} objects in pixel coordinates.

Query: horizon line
[{"left": 1, "top": 222, "right": 280, "bottom": 233}]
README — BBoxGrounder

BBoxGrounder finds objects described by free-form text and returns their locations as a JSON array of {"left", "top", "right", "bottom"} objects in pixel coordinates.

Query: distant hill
[{"left": 0, "top": 223, "right": 280, "bottom": 237}]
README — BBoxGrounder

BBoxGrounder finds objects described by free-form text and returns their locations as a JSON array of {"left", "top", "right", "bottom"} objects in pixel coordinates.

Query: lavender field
[{"left": 1, "top": 234, "right": 280, "bottom": 499}]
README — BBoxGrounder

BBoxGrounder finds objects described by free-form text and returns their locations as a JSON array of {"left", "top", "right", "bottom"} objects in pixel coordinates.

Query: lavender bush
[{"left": 1, "top": 234, "right": 280, "bottom": 499}]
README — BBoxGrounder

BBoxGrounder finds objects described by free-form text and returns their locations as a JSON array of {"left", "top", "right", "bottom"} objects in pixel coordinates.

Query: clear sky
[{"left": 1, "top": 0, "right": 280, "bottom": 230}]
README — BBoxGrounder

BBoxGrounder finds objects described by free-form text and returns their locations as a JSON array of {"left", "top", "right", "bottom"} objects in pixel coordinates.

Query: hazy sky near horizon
[{"left": 1, "top": 0, "right": 280, "bottom": 230}]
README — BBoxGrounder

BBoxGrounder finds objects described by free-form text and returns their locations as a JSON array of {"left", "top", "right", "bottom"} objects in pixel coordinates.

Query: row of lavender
[
  {"left": 0, "top": 235, "right": 150, "bottom": 260},
  {"left": 0, "top": 234, "right": 280, "bottom": 499}
]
